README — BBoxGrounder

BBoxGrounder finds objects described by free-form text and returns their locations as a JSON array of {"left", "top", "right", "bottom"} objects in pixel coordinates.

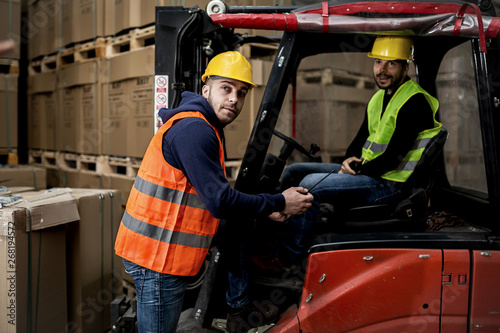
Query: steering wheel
[
  {"left": 257, "top": 130, "right": 321, "bottom": 193},
  {"left": 273, "top": 130, "right": 321, "bottom": 162}
]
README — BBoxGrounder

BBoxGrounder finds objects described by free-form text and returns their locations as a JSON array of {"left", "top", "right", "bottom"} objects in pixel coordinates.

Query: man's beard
[{"left": 374, "top": 73, "right": 405, "bottom": 93}]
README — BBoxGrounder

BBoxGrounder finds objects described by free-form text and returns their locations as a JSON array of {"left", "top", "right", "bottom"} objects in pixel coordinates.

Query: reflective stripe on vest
[
  {"left": 362, "top": 80, "right": 441, "bottom": 182},
  {"left": 121, "top": 210, "right": 212, "bottom": 249},
  {"left": 133, "top": 175, "right": 206, "bottom": 210},
  {"left": 363, "top": 137, "right": 433, "bottom": 154},
  {"left": 114, "top": 111, "right": 225, "bottom": 276}
]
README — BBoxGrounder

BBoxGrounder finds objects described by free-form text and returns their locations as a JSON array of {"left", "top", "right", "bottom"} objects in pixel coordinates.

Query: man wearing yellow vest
[
  {"left": 114, "top": 51, "right": 313, "bottom": 333},
  {"left": 255, "top": 35, "right": 442, "bottom": 271}
]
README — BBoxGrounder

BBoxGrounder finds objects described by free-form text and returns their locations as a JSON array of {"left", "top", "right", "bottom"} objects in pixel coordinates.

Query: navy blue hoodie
[{"left": 158, "top": 91, "right": 285, "bottom": 219}]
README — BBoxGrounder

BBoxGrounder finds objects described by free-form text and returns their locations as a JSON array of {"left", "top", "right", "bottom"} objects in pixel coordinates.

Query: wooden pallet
[
  {"left": 41, "top": 151, "right": 57, "bottom": 167},
  {"left": 28, "top": 54, "right": 58, "bottom": 75},
  {"left": 107, "top": 25, "right": 155, "bottom": 56},
  {"left": 28, "top": 150, "right": 59, "bottom": 168},
  {"left": 97, "top": 155, "right": 141, "bottom": 178},
  {"left": 54, "top": 152, "right": 101, "bottom": 172},
  {"left": 28, "top": 149, "right": 43, "bottom": 165},
  {"left": 56, "top": 152, "right": 80, "bottom": 170},
  {"left": 0, "top": 149, "right": 18, "bottom": 164},
  {"left": 59, "top": 38, "right": 108, "bottom": 67},
  {"left": 79, "top": 154, "right": 99, "bottom": 172},
  {"left": 0, "top": 59, "right": 19, "bottom": 74}
]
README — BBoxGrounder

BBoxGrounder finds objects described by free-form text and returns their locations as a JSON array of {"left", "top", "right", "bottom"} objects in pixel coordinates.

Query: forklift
[{"left": 112, "top": 0, "right": 500, "bottom": 331}]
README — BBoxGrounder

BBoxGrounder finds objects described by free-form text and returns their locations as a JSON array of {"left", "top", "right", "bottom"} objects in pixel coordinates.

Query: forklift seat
[{"left": 331, "top": 127, "right": 449, "bottom": 230}]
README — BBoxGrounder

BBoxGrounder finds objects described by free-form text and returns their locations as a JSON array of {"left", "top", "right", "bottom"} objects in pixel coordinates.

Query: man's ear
[{"left": 202, "top": 84, "right": 209, "bottom": 98}]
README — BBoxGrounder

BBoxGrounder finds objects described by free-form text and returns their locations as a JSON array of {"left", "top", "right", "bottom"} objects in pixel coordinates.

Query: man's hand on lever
[{"left": 268, "top": 187, "right": 313, "bottom": 222}]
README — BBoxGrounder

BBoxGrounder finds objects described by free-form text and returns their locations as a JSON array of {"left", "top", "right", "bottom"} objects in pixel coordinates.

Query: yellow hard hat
[
  {"left": 202, "top": 51, "right": 257, "bottom": 88},
  {"left": 368, "top": 35, "right": 414, "bottom": 61}
]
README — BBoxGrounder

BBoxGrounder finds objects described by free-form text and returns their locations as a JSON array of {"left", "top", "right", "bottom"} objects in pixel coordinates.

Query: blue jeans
[
  {"left": 278, "top": 162, "right": 403, "bottom": 263},
  {"left": 123, "top": 221, "right": 253, "bottom": 333},
  {"left": 122, "top": 259, "right": 189, "bottom": 333}
]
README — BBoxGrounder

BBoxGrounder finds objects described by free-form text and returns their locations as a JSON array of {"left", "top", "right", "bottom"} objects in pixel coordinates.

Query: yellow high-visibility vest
[{"left": 362, "top": 80, "right": 441, "bottom": 182}]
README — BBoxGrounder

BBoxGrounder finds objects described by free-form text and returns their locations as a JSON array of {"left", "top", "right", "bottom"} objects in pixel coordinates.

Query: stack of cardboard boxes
[
  {"left": 1, "top": 2, "right": 285, "bottom": 332},
  {"left": 0, "top": 193, "right": 76, "bottom": 333},
  {"left": 0, "top": 165, "right": 123, "bottom": 332},
  {"left": 21, "top": 0, "right": 290, "bottom": 197},
  {"left": 0, "top": 0, "right": 20, "bottom": 164},
  {"left": 25, "top": 0, "right": 164, "bottom": 197}
]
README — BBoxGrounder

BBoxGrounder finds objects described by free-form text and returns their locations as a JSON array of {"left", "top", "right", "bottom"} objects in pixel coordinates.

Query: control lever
[
  {"left": 349, "top": 160, "right": 361, "bottom": 172},
  {"left": 307, "top": 169, "right": 336, "bottom": 192},
  {"left": 307, "top": 161, "right": 361, "bottom": 192}
]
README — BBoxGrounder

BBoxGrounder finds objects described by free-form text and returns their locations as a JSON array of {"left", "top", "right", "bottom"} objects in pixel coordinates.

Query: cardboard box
[
  {"left": 104, "top": 0, "right": 280, "bottom": 37},
  {"left": 0, "top": 221, "right": 69, "bottom": 332},
  {"left": 58, "top": 168, "right": 134, "bottom": 206},
  {"left": 26, "top": 93, "right": 42, "bottom": 151},
  {"left": 45, "top": 166, "right": 64, "bottom": 188},
  {"left": 0, "top": 190, "right": 80, "bottom": 332},
  {"left": 11, "top": 189, "right": 80, "bottom": 231},
  {"left": 102, "top": 46, "right": 154, "bottom": 157},
  {"left": 61, "top": 0, "right": 106, "bottom": 47},
  {"left": 0, "top": 74, "right": 17, "bottom": 153},
  {"left": 28, "top": 71, "right": 58, "bottom": 151},
  {"left": 60, "top": 169, "right": 109, "bottom": 190},
  {"left": 295, "top": 84, "right": 367, "bottom": 160},
  {"left": 0, "top": 0, "right": 21, "bottom": 60},
  {"left": 29, "top": 0, "right": 108, "bottom": 56},
  {"left": 250, "top": 59, "right": 274, "bottom": 86},
  {"left": 104, "top": 0, "right": 226, "bottom": 36},
  {"left": 65, "top": 188, "right": 123, "bottom": 333},
  {"left": 107, "top": 174, "right": 135, "bottom": 207},
  {"left": 27, "top": 0, "right": 59, "bottom": 59},
  {"left": 105, "top": 0, "right": 170, "bottom": 36},
  {"left": 0, "top": 165, "right": 47, "bottom": 190},
  {"left": 105, "top": 0, "right": 144, "bottom": 36},
  {"left": 58, "top": 60, "right": 103, "bottom": 154}
]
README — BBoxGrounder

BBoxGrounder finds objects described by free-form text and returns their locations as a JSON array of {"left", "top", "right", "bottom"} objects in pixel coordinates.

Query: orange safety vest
[{"left": 114, "top": 111, "right": 226, "bottom": 276}]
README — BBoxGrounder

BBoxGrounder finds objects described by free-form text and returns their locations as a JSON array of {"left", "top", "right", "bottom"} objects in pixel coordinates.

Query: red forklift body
[
  {"left": 268, "top": 247, "right": 500, "bottom": 332},
  {"left": 298, "top": 248, "right": 443, "bottom": 332},
  {"left": 470, "top": 250, "right": 500, "bottom": 331}
]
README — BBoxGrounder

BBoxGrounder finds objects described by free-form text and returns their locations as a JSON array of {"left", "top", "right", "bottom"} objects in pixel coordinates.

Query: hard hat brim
[
  {"left": 367, "top": 52, "right": 412, "bottom": 61},
  {"left": 202, "top": 74, "right": 257, "bottom": 88}
]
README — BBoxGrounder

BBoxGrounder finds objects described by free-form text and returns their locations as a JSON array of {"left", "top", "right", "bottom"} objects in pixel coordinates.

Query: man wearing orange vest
[{"left": 114, "top": 51, "right": 314, "bottom": 333}]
